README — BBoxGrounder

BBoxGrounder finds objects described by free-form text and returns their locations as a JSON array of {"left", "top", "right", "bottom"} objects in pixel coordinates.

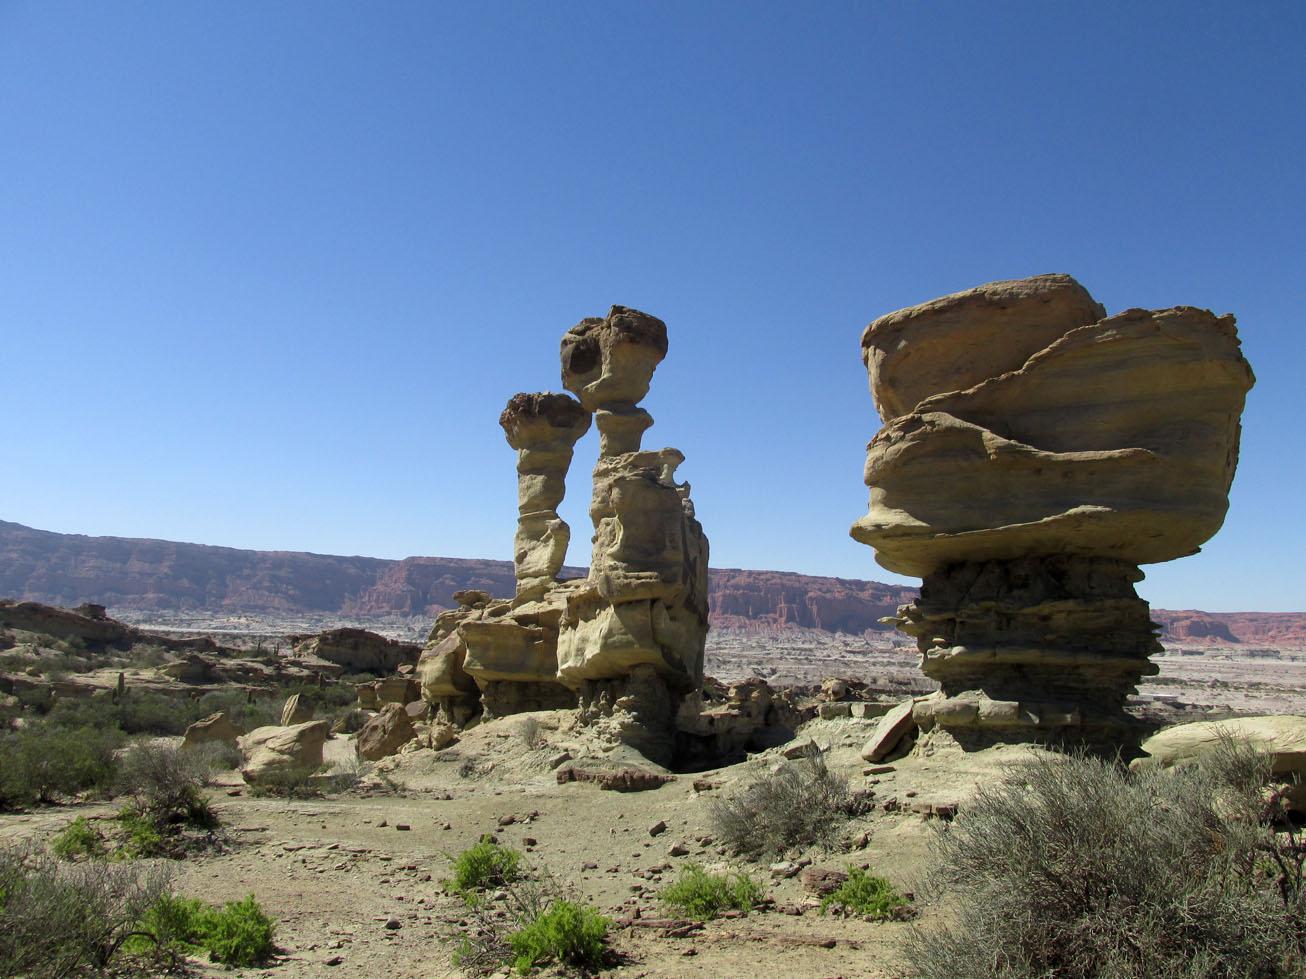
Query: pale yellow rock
[
  {"left": 417, "top": 632, "right": 478, "bottom": 700},
  {"left": 280, "top": 692, "right": 314, "bottom": 725},
  {"left": 854, "top": 302, "right": 1255, "bottom": 577},
  {"left": 1134, "top": 716, "right": 1306, "bottom": 777},
  {"left": 238, "top": 721, "right": 328, "bottom": 784},
  {"left": 181, "top": 711, "right": 242, "bottom": 750}
]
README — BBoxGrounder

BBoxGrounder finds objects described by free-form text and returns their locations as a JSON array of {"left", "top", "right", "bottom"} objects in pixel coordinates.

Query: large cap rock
[
  {"left": 561, "top": 306, "right": 668, "bottom": 411},
  {"left": 238, "top": 721, "right": 329, "bottom": 784},
  {"left": 861, "top": 274, "right": 1105, "bottom": 422},
  {"left": 852, "top": 279, "right": 1255, "bottom": 577},
  {"left": 499, "top": 392, "right": 591, "bottom": 451}
]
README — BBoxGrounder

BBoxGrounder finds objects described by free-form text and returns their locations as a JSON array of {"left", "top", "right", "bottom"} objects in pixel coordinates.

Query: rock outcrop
[
  {"left": 852, "top": 274, "right": 1255, "bottom": 748},
  {"left": 416, "top": 306, "right": 709, "bottom": 764},
  {"left": 289, "top": 628, "right": 420, "bottom": 675},
  {"left": 1134, "top": 716, "right": 1306, "bottom": 812},
  {"left": 181, "top": 710, "right": 243, "bottom": 750},
  {"left": 280, "top": 692, "right": 314, "bottom": 725},
  {"left": 237, "top": 720, "right": 329, "bottom": 784},
  {"left": 356, "top": 703, "right": 416, "bottom": 761}
]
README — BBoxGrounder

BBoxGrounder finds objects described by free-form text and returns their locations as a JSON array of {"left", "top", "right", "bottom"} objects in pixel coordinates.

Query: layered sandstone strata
[{"left": 852, "top": 274, "right": 1254, "bottom": 747}]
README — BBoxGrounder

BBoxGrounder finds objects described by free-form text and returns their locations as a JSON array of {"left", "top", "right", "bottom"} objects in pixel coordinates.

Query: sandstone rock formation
[
  {"left": 416, "top": 306, "right": 709, "bottom": 764},
  {"left": 181, "top": 710, "right": 243, "bottom": 750},
  {"left": 500, "top": 393, "right": 591, "bottom": 600},
  {"left": 356, "top": 703, "right": 416, "bottom": 761},
  {"left": 280, "top": 692, "right": 314, "bottom": 725},
  {"left": 238, "top": 720, "right": 329, "bottom": 784},
  {"left": 290, "top": 628, "right": 420, "bottom": 675},
  {"left": 852, "top": 274, "right": 1255, "bottom": 748},
  {"left": 1134, "top": 716, "right": 1306, "bottom": 812}
]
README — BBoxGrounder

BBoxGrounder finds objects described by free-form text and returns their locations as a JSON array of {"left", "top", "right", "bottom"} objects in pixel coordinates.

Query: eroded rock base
[{"left": 894, "top": 556, "right": 1161, "bottom": 750}]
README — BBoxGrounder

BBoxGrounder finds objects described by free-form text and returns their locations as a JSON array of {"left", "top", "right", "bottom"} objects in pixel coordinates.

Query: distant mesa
[{"left": 0, "top": 518, "right": 1300, "bottom": 646}]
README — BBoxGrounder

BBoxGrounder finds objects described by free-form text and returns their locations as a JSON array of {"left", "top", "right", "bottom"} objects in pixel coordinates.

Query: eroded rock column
[
  {"left": 555, "top": 306, "right": 710, "bottom": 764},
  {"left": 852, "top": 274, "right": 1255, "bottom": 749},
  {"left": 499, "top": 392, "right": 591, "bottom": 600}
]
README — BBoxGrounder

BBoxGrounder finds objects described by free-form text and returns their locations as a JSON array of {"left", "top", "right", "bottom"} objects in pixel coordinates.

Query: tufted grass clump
[
  {"left": 709, "top": 758, "right": 870, "bottom": 860},
  {"left": 905, "top": 738, "right": 1306, "bottom": 979},
  {"left": 659, "top": 863, "right": 764, "bottom": 921},
  {"left": 819, "top": 866, "right": 907, "bottom": 919},
  {"left": 449, "top": 837, "right": 524, "bottom": 899},
  {"left": 506, "top": 899, "right": 610, "bottom": 975}
]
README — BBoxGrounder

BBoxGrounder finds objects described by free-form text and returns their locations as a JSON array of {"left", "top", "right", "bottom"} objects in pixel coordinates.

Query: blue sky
[{"left": 1, "top": 2, "right": 1302, "bottom": 612}]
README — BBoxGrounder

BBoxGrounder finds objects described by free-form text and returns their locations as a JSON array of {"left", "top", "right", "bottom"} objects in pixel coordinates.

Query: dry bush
[
  {"left": 0, "top": 842, "right": 173, "bottom": 978},
  {"left": 117, "top": 740, "right": 214, "bottom": 828},
  {"left": 905, "top": 740, "right": 1306, "bottom": 979},
  {"left": 709, "top": 758, "right": 870, "bottom": 860}
]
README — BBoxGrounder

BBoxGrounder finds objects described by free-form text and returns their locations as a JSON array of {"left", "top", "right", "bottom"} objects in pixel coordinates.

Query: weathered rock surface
[
  {"left": 853, "top": 275, "right": 1255, "bottom": 748},
  {"left": 861, "top": 699, "right": 917, "bottom": 762},
  {"left": 500, "top": 392, "right": 591, "bottom": 599},
  {"left": 279, "top": 692, "right": 314, "bottom": 725},
  {"left": 238, "top": 721, "right": 329, "bottom": 783},
  {"left": 1134, "top": 716, "right": 1306, "bottom": 776},
  {"left": 181, "top": 710, "right": 243, "bottom": 750},
  {"left": 356, "top": 703, "right": 416, "bottom": 761},
  {"left": 290, "top": 628, "right": 420, "bottom": 675}
]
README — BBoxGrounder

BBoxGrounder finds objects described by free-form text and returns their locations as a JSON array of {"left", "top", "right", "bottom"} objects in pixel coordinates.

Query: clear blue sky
[{"left": 2, "top": 2, "right": 1302, "bottom": 612}]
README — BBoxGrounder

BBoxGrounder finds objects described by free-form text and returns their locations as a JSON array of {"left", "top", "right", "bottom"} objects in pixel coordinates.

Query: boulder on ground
[
  {"left": 181, "top": 710, "right": 243, "bottom": 750},
  {"left": 238, "top": 721, "right": 329, "bottom": 784},
  {"left": 356, "top": 703, "right": 416, "bottom": 761},
  {"left": 1134, "top": 716, "right": 1306, "bottom": 778},
  {"left": 861, "top": 699, "right": 917, "bottom": 762},
  {"left": 280, "top": 692, "right": 314, "bottom": 725}
]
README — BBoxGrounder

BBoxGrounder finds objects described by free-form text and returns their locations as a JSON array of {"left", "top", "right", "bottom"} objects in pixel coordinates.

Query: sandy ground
[{"left": 0, "top": 711, "right": 1030, "bottom": 979}]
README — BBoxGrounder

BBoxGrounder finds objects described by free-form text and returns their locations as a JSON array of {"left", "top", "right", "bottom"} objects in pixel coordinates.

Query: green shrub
[
  {"left": 507, "top": 900, "right": 609, "bottom": 975},
  {"left": 709, "top": 758, "right": 870, "bottom": 860},
  {"left": 130, "top": 892, "right": 276, "bottom": 966},
  {"left": 49, "top": 814, "right": 107, "bottom": 861},
  {"left": 114, "top": 807, "right": 166, "bottom": 859},
  {"left": 51, "top": 817, "right": 106, "bottom": 861},
  {"left": 194, "top": 894, "right": 277, "bottom": 966},
  {"left": 905, "top": 740, "right": 1306, "bottom": 979},
  {"left": 450, "top": 838, "right": 524, "bottom": 898},
  {"left": 659, "top": 863, "right": 764, "bottom": 921},
  {"left": 0, "top": 724, "right": 122, "bottom": 808},
  {"left": 819, "top": 866, "right": 906, "bottom": 918}
]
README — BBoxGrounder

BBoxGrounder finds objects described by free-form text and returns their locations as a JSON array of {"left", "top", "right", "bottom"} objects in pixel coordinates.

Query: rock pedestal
[
  {"left": 500, "top": 393, "right": 591, "bottom": 600},
  {"left": 853, "top": 274, "right": 1254, "bottom": 749},
  {"left": 416, "top": 305, "right": 709, "bottom": 757}
]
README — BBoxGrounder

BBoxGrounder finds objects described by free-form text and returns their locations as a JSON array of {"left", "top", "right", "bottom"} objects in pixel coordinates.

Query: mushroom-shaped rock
[
  {"left": 560, "top": 306, "right": 667, "bottom": 413},
  {"left": 500, "top": 392, "right": 591, "bottom": 599},
  {"left": 852, "top": 274, "right": 1254, "bottom": 749}
]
